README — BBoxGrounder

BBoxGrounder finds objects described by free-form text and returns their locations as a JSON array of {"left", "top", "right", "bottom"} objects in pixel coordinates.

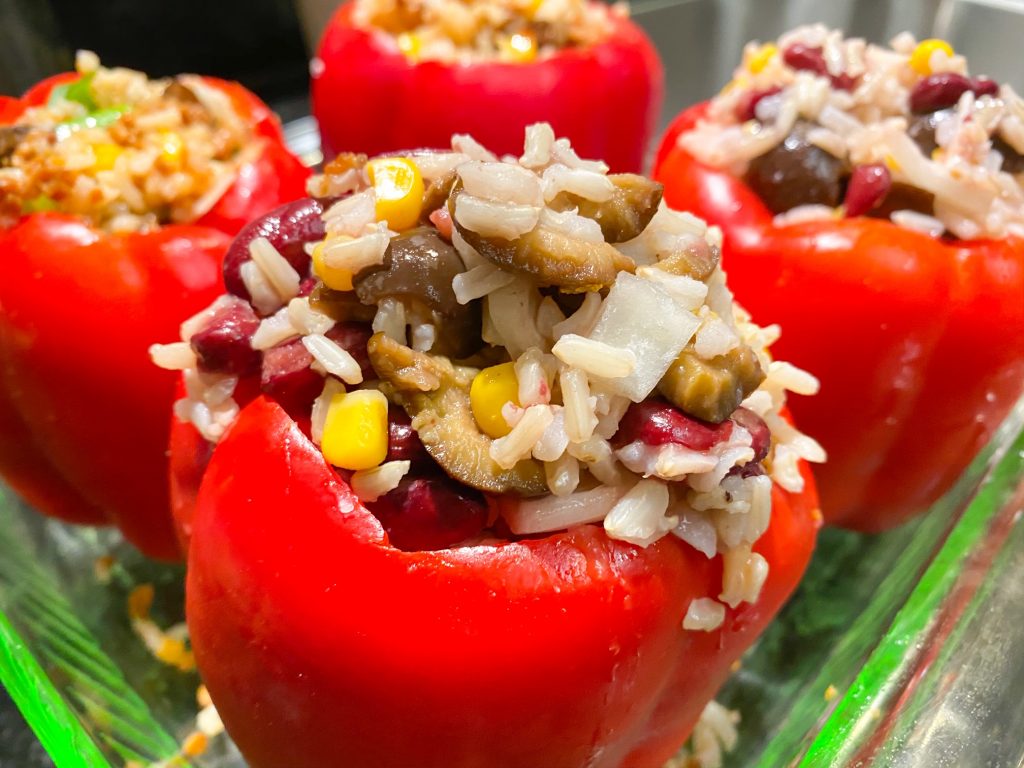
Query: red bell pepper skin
[
  {"left": 311, "top": 3, "right": 663, "bottom": 173},
  {"left": 187, "top": 396, "right": 820, "bottom": 768},
  {"left": 0, "top": 76, "right": 309, "bottom": 559},
  {"left": 653, "top": 104, "right": 1024, "bottom": 531}
]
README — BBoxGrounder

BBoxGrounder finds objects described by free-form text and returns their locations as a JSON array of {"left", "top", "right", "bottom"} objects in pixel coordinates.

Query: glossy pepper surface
[
  {"left": 311, "top": 3, "right": 663, "bottom": 173},
  {"left": 0, "top": 75, "right": 309, "bottom": 559},
  {"left": 186, "top": 396, "right": 820, "bottom": 768},
  {"left": 653, "top": 103, "right": 1024, "bottom": 531}
]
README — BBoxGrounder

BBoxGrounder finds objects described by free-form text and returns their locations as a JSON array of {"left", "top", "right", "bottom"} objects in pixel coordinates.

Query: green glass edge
[
  {"left": 799, "top": 426, "right": 1024, "bottom": 766},
  {"left": 870, "top": 487, "right": 1024, "bottom": 763},
  {"left": 0, "top": 610, "right": 110, "bottom": 767},
  {"left": 0, "top": 490, "right": 185, "bottom": 768}
]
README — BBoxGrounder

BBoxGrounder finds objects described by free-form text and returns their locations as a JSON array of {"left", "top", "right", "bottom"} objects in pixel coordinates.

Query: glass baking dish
[
  {"left": 3, "top": 1, "right": 1024, "bottom": 765},
  {"left": 2, "top": 389, "right": 1022, "bottom": 768}
]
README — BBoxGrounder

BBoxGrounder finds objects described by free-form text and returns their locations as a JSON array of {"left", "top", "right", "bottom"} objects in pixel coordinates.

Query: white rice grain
[
  {"left": 567, "top": 436, "right": 626, "bottom": 486},
  {"left": 372, "top": 297, "right": 407, "bottom": 343},
  {"left": 451, "top": 133, "right": 498, "bottom": 161},
  {"left": 504, "top": 484, "right": 622, "bottom": 535},
  {"left": 287, "top": 297, "right": 335, "bottom": 336},
  {"left": 311, "top": 378, "right": 346, "bottom": 445},
  {"left": 719, "top": 545, "right": 769, "bottom": 608},
  {"left": 545, "top": 453, "right": 581, "bottom": 496},
  {"left": 635, "top": 266, "right": 708, "bottom": 311},
  {"left": 453, "top": 193, "right": 540, "bottom": 240},
  {"left": 302, "top": 334, "right": 364, "bottom": 384},
  {"left": 320, "top": 227, "right": 390, "bottom": 273},
  {"left": 541, "top": 163, "right": 615, "bottom": 203},
  {"left": 551, "top": 291, "right": 602, "bottom": 339},
  {"left": 248, "top": 237, "right": 301, "bottom": 303},
  {"left": 452, "top": 263, "right": 515, "bottom": 304},
  {"left": 604, "top": 478, "right": 673, "bottom": 547},
  {"left": 683, "top": 598, "right": 726, "bottom": 632},
  {"left": 322, "top": 190, "right": 376, "bottom": 237},
  {"left": 351, "top": 461, "right": 411, "bottom": 503},
  {"left": 520, "top": 122, "right": 556, "bottom": 168},
  {"left": 490, "top": 405, "right": 554, "bottom": 469},
  {"left": 532, "top": 407, "right": 569, "bottom": 462},
  {"left": 149, "top": 341, "right": 197, "bottom": 370},
  {"left": 240, "top": 260, "right": 282, "bottom": 316},
  {"left": 251, "top": 308, "right": 300, "bottom": 350},
  {"left": 551, "top": 334, "right": 636, "bottom": 379},
  {"left": 767, "top": 360, "right": 820, "bottom": 396},
  {"left": 458, "top": 160, "right": 543, "bottom": 206}
]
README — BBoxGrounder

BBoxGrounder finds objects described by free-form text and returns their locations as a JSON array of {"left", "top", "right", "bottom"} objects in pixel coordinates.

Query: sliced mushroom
[
  {"left": 744, "top": 121, "right": 847, "bottom": 214},
  {"left": 550, "top": 174, "right": 663, "bottom": 243},
  {"left": 0, "top": 126, "right": 30, "bottom": 161},
  {"left": 368, "top": 333, "right": 548, "bottom": 496},
  {"left": 450, "top": 186, "right": 633, "bottom": 291},
  {"left": 354, "top": 227, "right": 481, "bottom": 357},
  {"left": 309, "top": 284, "right": 378, "bottom": 323},
  {"left": 657, "top": 342, "right": 765, "bottom": 424},
  {"left": 163, "top": 79, "right": 201, "bottom": 104},
  {"left": 420, "top": 170, "right": 457, "bottom": 222},
  {"left": 655, "top": 239, "right": 720, "bottom": 282}
]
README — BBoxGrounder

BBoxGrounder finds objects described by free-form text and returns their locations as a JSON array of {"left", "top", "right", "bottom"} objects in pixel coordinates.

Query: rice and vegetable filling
[
  {"left": 153, "top": 124, "right": 825, "bottom": 624},
  {"left": 678, "top": 26, "right": 1024, "bottom": 240},
  {"left": 0, "top": 51, "right": 256, "bottom": 232}
]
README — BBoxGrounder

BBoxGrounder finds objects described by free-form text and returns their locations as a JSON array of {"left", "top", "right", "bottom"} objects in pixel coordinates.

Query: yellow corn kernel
[
  {"left": 397, "top": 32, "right": 421, "bottom": 60},
  {"left": 527, "top": 0, "right": 544, "bottom": 14},
  {"left": 909, "top": 39, "right": 953, "bottom": 76},
  {"left": 92, "top": 143, "right": 121, "bottom": 171},
  {"left": 747, "top": 43, "right": 778, "bottom": 74},
  {"left": 312, "top": 238, "right": 354, "bottom": 291},
  {"left": 127, "top": 584, "right": 154, "bottom": 620},
  {"left": 883, "top": 153, "right": 901, "bottom": 173},
  {"left": 367, "top": 156, "right": 424, "bottom": 231},
  {"left": 156, "top": 636, "right": 196, "bottom": 672},
  {"left": 470, "top": 363, "right": 520, "bottom": 439},
  {"left": 321, "top": 389, "right": 389, "bottom": 470},
  {"left": 181, "top": 731, "right": 209, "bottom": 758},
  {"left": 501, "top": 32, "right": 537, "bottom": 63},
  {"left": 159, "top": 131, "right": 185, "bottom": 169}
]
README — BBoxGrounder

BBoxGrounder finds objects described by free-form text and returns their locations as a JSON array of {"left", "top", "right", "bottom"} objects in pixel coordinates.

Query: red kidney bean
[
  {"left": 909, "top": 73, "right": 999, "bottom": 114},
  {"left": 325, "top": 322, "right": 374, "bottom": 382},
  {"left": 223, "top": 197, "right": 331, "bottom": 302},
  {"left": 971, "top": 77, "right": 999, "bottom": 98},
  {"left": 730, "top": 407, "right": 771, "bottom": 464},
  {"left": 735, "top": 87, "right": 783, "bottom": 122},
  {"left": 260, "top": 339, "right": 323, "bottom": 418},
  {"left": 367, "top": 476, "right": 488, "bottom": 551},
  {"left": 844, "top": 164, "right": 892, "bottom": 218},
  {"left": 612, "top": 399, "right": 734, "bottom": 451},
  {"left": 190, "top": 297, "right": 262, "bottom": 376},
  {"left": 386, "top": 408, "right": 430, "bottom": 465},
  {"left": 782, "top": 43, "right": 857, "bottom": 91}
]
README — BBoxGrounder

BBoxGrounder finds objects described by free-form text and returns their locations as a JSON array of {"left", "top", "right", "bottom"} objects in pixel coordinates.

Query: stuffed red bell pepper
[
  {"left": 0, "top": 52, "right": 309, "bottom": 559},
  {"left": 156, "top": 124, "right": 823, "bottom": 766},
  {"left": 653, "top": 27, "right": 1024, "bottom": 531},
  {"left": 311, "top": 0, "right": 662, "bottom": 173}
]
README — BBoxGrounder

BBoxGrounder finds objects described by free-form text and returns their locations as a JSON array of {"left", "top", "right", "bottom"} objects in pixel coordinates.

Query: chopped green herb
[
  {"left": 65, "top": 75, "right": 97, "bottom": 110},
  {"left": 22, "top": 195, "right": 59, "bottom": 213}
]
